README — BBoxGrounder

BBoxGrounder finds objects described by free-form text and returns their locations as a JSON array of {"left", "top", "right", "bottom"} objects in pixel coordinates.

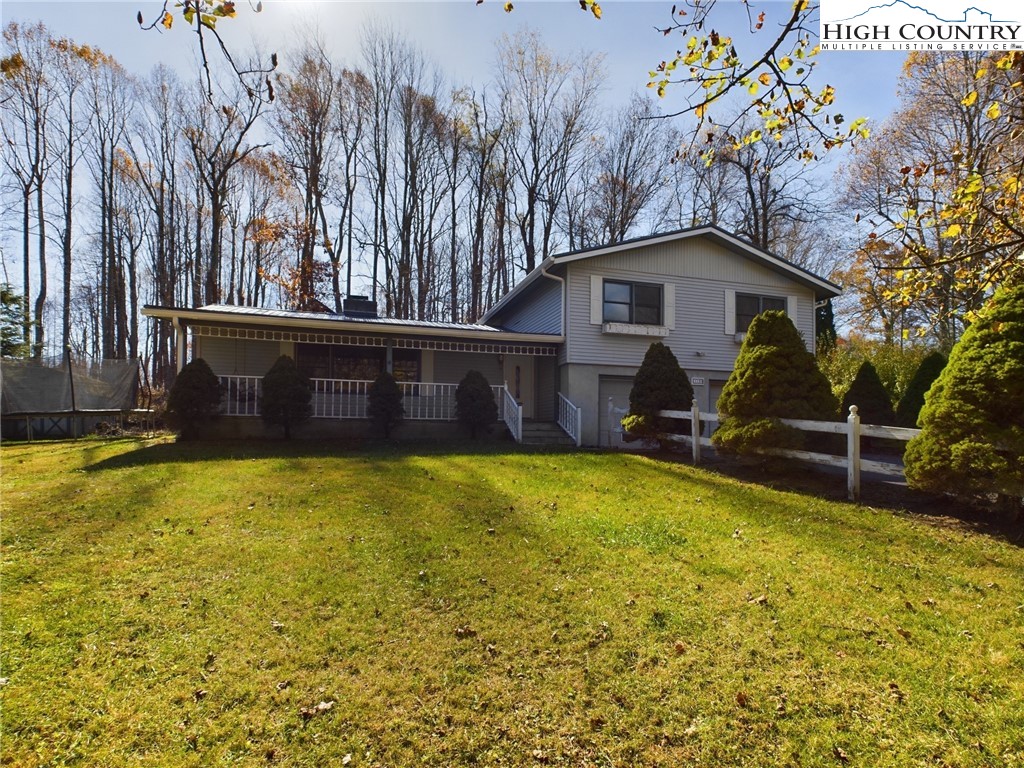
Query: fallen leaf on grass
[
  {"left": 895, "top": 627, "right": 912, "bottom": 640},
  {"left": 736, "top": 691, "right": 750, "bottom": 708},
  {"left": 588, "top": 621, "right": 612, "bottom": 647},
  {"left": 748, "top": 594, "right": 768, "bottom": 606},
  {"left": 300, "top": 700, "right": 335, "bottom": 722},
  {"left": 673, "top": 640, "right": 688, "bottom": 655},
  {"left": 833, "top": 745, "right": 850, "bottom": 763},
  {"left": 276, "top": 680, "right": 291, "bottom": 691},
  {"left": 271, "top": 620, "right": 285, "bottom": 631},
  {"left": 193, "top": 689, "right": 208, "bottom": 702},
  {"left": 454, "top": 625, "right": 477, "bottom": 639}
]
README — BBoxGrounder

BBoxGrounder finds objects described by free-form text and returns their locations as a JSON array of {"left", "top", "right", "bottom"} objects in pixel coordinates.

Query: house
[{"left": 142, "top": 225, "right": 840, "bottom": 446}]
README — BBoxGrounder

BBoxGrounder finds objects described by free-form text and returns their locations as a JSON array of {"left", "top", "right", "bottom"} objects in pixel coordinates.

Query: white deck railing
[
  {"left": 219, "top": 375, "right": 506, "bottom": 424},
  {"left": 310, "top": 378, "right": 370, "bottom": 419},
  {"left": 220, "top": 376, "right": 262, "bottom": 416},
  {"left": 558, "top": 393, "right": 583, "bottom": 447},
  {"left": 501, "top": 385, "right": 523, "bottom": 443}
]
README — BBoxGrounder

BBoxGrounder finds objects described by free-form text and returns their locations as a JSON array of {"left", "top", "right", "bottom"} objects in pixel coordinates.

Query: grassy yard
[{"left": 2, "top": 438, "right": 1023, "bottom": 767}]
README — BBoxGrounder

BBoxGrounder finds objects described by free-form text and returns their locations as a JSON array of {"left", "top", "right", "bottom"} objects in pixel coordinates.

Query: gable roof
[{"left": 482, "top": 225, "right": 841, "bottom": 323}]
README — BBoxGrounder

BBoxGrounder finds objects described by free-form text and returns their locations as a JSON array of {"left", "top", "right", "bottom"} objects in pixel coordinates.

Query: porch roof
[{"left": 143, "top": 304, "right": 564, "bottom": 346}]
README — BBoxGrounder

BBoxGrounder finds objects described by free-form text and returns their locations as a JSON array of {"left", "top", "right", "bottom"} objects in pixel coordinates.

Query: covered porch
[{"left": 143, "top": 304, "right": 582, "bottom": 445}]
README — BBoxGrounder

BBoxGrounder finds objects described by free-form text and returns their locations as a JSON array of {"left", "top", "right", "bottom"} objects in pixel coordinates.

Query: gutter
[{"left": 143, "top": 305, "right": 564, "bottom": 346}]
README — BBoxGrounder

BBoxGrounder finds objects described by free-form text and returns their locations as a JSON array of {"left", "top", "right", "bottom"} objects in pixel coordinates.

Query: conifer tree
[
  {"left": 895, "top": 351, "right": 946, "bottom": 428},
  {"left": 622, "top": 342, "right": 694, "bottom": 442},
  {"left": 841, "top": 360, "right": 895, "bottom": 426},
  {"left": 713, "top": 310, "right": 837, "bottom": 453},
  {"left": 164, "top": 358, "right": 222, "bottom": 440},
  {"left": 260, "top": 355, "right": 312, "bottom": 439},
  {"left": 367, "top": 370, "right": 404, "bottom": 438},
  {"left": 904, "top": 285, "right": 1024, "bottom": 511},
  {"left": 455, "top": 370, "right": 497, "bottom": 438}
]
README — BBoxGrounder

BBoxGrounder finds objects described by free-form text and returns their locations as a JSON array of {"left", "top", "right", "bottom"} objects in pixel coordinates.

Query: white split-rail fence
[{"left": 653, "top": 401, "right": 922, "bottom": 502}]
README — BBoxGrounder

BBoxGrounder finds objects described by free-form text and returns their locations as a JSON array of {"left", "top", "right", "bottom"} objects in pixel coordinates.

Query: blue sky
[{"left": 2, "top": 0, "right": 910, "bottom": 138}]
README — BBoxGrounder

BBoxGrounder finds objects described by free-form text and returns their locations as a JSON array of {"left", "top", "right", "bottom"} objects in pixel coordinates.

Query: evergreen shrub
[
  {"left": 164, "top": 358, "right": 222, "bottom": 440},
  {"left": 367, "top": 370, "right": 404, "bottom": 438},
  {"left": 260, "top": 355, "right": 312, "bottom": 439},
  {"left": 455, "top": 370, "right": 497, "bottom": 438},
  {"left": 895, "top": 351, "right": 947, "bottom": 427},
  {"left": 622, "top": 342, "right": 694, "bottom": 443},
  {"left": 904, "top": 285, "right": 1024, "bottom": 510},
  {"left": 712, "top": 310, "right": 838, "bottom": 454},
  {"left": 840, "top": 361, "right": 895, "bottom": 426}
]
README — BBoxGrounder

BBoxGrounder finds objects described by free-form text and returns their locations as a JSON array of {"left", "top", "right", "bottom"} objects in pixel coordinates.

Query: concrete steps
[{"left": 519, "top": 421, "right": 577, "bottom": 447}]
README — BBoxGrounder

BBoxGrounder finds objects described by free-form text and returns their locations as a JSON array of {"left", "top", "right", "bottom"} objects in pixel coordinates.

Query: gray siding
[
  {"left": 433, "top": 352, "right": 502, "bottom": 387},
  {"left": 565, "top": 238, "right": 817, "bottom": 373},
  {"left": 197, "top": 337, "right": 282, "bottom": 377},
  {"left": 491, "top": 277, "right": 562, "bottom": 335}
]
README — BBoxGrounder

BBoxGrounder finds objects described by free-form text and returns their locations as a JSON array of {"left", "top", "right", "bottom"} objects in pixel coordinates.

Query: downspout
[
  {"left": 540, "top": 261, "right": 569, "bottom": 432},
  {"left": 539, "top": 260, "right": 565, "bottom": 338}
]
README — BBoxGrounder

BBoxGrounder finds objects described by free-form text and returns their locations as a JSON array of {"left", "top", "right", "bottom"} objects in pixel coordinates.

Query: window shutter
[
  {"left": 664, "top": 284, "right": 675, "bottom": 330},
  {"left": 590, "top": 275, "right": 603, "bottom": 325},
  {"left": 724, "top": 290, "right": 736, "bottom": 335},
  {"left": 786, "top": 295, "right": 798, "bottom": 319}
]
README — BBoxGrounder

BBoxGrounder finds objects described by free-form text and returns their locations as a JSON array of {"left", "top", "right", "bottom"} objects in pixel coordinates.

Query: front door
[{"left": 505, "top": 355, "right": 535, "bottom": 419}]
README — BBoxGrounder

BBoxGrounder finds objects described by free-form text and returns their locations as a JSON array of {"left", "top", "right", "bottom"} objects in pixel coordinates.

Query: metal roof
[
  {"left": 198, "top": 304, "right": 508, "bottom": 333},
  {"left": 141, "top": 304, "right": 564, "bottom": 344}
]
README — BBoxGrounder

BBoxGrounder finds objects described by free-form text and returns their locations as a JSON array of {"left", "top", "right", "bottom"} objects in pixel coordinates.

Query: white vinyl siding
[
  {"left": 567, "top": 239, "right": 817, "bottom": 371},
  {"left": 196, "top": 337, "right": 281, "bottom": 377},
  {"left": 492, "top": 277, "right": 562, "bottom": 335}
]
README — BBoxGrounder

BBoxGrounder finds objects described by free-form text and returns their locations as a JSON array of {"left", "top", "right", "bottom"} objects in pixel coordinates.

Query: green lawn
[{"left": 2, "top": 438, "right": 1023, "bottom": 767}]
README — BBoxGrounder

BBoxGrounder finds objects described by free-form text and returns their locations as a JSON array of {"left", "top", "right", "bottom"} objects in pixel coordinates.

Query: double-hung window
[
  {"left": 735, "top": 293, "right": 786, "bottom": 333},
  {"left": 603, "top": 280, "right": 662, "bottom": 325}
]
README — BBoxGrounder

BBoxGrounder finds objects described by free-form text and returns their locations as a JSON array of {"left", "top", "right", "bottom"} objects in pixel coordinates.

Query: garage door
[{"left": 598, "top": 375, "right": 634, "bottom": 448}]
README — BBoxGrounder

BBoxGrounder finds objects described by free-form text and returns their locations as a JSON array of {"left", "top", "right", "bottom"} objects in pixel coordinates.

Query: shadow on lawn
[
  {"left": 80, "top": 437, "right": 1022, "bottom": 546},
  {"left": 642, "top": 447, "right": 1024, "bottom": 546},
  {"left": 81, "top": 436, "right": 557, "bottom": 472}
]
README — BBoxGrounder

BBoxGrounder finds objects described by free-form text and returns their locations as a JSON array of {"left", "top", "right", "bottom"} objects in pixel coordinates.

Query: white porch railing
[
  {"left": 219, "top": 375, "right": 507, "bottom": 424},
  {"left": 501, "top": 385, "right": 523, "bottom": 443},
  {"left": 310, "top": 378, "right": 370, "bottom": 419},
  {"left": 558, "top": 393, "right": 583, "bottom": 447},
  {"left": 220, "top": 376, "right": 262, "bottom": 416}
]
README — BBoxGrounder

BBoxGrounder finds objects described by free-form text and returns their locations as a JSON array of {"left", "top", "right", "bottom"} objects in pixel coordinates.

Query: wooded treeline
[{"left": 3, "top": 20, "right": 1019, "bottom": 388}]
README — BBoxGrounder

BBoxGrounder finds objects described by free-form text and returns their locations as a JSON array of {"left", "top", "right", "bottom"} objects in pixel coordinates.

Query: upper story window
[
  {"left": 736, "top": 293, "right": 787, "bottom": 333},
  {"left": 603, "top": 280, "right": 662, "bottom": 325}
]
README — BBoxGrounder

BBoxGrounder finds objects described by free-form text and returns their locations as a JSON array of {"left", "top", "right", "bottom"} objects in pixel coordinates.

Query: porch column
[
  {"left": 386, "top": 340, "right": 393, "bottom": 373},
  {"left": 173, "top": 318, "right": 187, "bottom": 372}
]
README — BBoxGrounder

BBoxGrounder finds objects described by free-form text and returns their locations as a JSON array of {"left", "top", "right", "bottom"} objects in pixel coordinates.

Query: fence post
[
  {"left": 691, "top": 399, "right": 701, "bottom": 464},
  {"left": 847, "top": 405, "right": 861, "bottom": 502}
]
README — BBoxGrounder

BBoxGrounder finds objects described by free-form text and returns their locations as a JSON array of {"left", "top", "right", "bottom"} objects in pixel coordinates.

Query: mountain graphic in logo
[{"left": 828, "top": 1, "right": 1013, "bottom": 24}]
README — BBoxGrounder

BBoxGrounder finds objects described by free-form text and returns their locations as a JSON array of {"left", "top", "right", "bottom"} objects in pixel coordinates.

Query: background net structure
[{"left": 1, "top": 356, "right": 143, "bottom": 438}]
